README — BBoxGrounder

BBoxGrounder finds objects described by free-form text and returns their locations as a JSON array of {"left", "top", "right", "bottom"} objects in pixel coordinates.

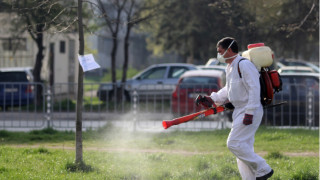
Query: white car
[
  {"left": 279, "top": 59, "right": 320, "bottom": 73},
  {"left": 197, "top": 65, "right": 226, "bottom": 72},
  {"left": 205, "top": 58, "right": 227, "bottom": 67},
  {"left": 278, "top": 66, "right": 316, "bottom": 73}
]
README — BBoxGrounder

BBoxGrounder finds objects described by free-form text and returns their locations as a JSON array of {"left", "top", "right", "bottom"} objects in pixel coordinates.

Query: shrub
[
  {"left": 266, "top": 151, "right": 287, "bottom": 159},
  {"left": 66, "top": 161, "right": 94, "bottom": 173}
]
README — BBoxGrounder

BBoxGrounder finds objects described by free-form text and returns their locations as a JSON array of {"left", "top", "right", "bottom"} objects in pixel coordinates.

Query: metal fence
[{"left": 0, "top": 82, "right": 318, "bottom": 131}]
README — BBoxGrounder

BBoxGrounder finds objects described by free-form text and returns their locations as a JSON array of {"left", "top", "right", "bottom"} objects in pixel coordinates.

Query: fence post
[
  {"left": 221, "top": 112, "right": 225, "bottom": 129},
  {"left": 46, "top": 86, "right": 52, "bottom": 128},
  {"left": 307, "top": 88, "right": 314, "bottom": 129},
  {"left": 132, "top": 90, "right": 138, "bottom": 131}
]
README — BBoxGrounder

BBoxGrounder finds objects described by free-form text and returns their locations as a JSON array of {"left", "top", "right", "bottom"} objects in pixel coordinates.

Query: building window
[
  {"left": 60, "top": 41, "right": 65, "bottom": 53},
  {"left": 1, "top": 38, "right": 27, "bottom": 51}
]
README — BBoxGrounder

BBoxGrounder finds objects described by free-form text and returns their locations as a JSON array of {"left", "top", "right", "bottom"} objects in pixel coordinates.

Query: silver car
[{"left": 97, "top": 63, "right": 197, "bottom": 101}]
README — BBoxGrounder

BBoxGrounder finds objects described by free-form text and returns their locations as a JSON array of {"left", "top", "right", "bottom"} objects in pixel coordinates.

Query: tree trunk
[
  {"left": 76, "top": 0, "right": 84, "bottom": 164},
  {"left": 122, "top": 24, "right": 132, "bottom": 83},
  {"left": 187, "top": 37, "right": 194, "bottom": 64},
  {"left": 33, "top": 29, "right": 44, "bottom": 106},
  {"left": 97, "top": 0, "right": 127, "bottom": 102},
  {"left": 111, "top": 33, "right": 117, "bottom": 84},
  {"left": 111, "top": 33, "right": 123, "bottom": 101},
  {"left": 49, "top": 43, "right": 54, "bottom": 87}
]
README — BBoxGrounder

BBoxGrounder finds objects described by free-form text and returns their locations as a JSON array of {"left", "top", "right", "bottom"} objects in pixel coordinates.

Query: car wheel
[
  {"left": 108, "top": 90, "right": 131, "bottom": 102},
  {"left": 0, "top": 105, "right": 8, "bottom": 111},
  {"left": 108, "top": 91, "right": 115, "bottom": 101},
  {"left": 124, "top": 90, "right": 131, "bottom": 102}
]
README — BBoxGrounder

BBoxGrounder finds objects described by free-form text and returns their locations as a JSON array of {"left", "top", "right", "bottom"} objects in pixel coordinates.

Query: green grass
[{"left": 0, "top": 127, "right": 318, "bottom": 179}]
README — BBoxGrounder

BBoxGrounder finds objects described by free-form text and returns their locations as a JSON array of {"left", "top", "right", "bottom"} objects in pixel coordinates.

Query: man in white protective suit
[{"left": 195, "top": 37, "right": 273, "bottom": 180}]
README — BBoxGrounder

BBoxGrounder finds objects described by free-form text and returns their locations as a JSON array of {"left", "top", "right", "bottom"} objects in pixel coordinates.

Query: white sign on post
[{"left": 78, "top": 54, "right": 101, "bottom": 72}]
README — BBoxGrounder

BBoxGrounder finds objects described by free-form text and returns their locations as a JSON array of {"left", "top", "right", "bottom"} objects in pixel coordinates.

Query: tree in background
[
  {"left": 271, "top": 0, "right": 318, "bottom": 60},
  {"left": 139, "top": 0, "right": 318, "bottom": 63},
  {"left": 122, "top": 0, "right": 159, "bottom": 83},
  {"left": 139, "top": 0, "right": 256, "bottom": 64},
  {"left": 243, "top": 0, "right": 319, "bottom": 60},
  {"left": 95, "top": 0, "right": 161, "bottom": 100},
  {"left": 96, "top": 0, "right": 127, "bottom": 85},
  {"left": 96, "top": 0, "right": 128, "bottom": 100},
  {"left": 6, "top": 0, "right": 78, "bottom": 105}
]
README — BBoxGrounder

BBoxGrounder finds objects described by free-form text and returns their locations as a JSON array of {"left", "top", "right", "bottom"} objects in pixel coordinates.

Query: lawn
[{"left": 0, "top": 126, "right": 318, "bottom": 179}]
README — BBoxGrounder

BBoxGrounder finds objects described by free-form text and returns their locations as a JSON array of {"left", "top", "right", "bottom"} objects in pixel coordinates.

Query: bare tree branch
[
  {"left": 97, "top": 0, "right": 115, "bottom": 34},
  {"left": 55, "top": 17, "right": 78, "bottom": 33},
  {"left": 287, "top": 1, "right": 316, "bottom": 37},
  {"left": 25, "top": 16, "right": 37, "bottom": 41}
]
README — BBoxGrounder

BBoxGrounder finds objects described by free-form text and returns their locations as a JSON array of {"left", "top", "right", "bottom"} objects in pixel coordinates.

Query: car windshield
[
  {"left": 0, "top": 72, "right": 28, "bottom": 82},
  {"left": 281, "top": 61, "right": 308, "bottom": 66},
  {"left": 168, "top": 67, "right": 190, "bottom": 79},
  {"left": 179, "top": 76, "right": 219, "bottom": 89},
  {"left": 139, "top": 67, "right": 166, "bottom": 80}
]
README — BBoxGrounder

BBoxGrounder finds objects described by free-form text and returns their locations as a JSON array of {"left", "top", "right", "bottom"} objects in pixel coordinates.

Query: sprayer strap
[{"left": 238, "top": 58, "right": 247, "bottom": 78}]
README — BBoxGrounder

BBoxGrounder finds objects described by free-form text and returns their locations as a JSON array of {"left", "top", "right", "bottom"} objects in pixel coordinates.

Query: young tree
[{"left": 76, "top": 0, "right": 84, "bottom": 164}]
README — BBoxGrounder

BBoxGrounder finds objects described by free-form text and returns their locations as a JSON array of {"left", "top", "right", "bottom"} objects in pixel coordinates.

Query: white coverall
[{"left": 210, "top": 55, "right": 272, "bottom": 179}]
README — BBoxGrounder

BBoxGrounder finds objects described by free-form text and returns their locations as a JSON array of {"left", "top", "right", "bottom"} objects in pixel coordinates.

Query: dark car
[
  {"left": 0, "top": 67, "right": 34, "bottom": 110},
  {"left": 171, "top": 70, "right": 226, "bottom": 116},
  {"left": 97, "top": 63, "right": 197, "bottom": 101},
  {"left": 263, "top": 73, "right": 319, "bottom": 126}
]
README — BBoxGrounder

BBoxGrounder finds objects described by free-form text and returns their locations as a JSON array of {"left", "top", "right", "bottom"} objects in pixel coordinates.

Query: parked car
[
  {"left": 263, "top": 73, "right": 319, "bottom": 126},
  {"left": 305, "top": 62, "right": 320, "bottom": 73},
  {"left": 171, "top": 69, "right": 227, "bottom": 116},
  {"left": 279, "top": 59, "right": 320, "bottom": 73},
  {"left": 0, "top": 67, "right": 34, "bottom": 110},
  {"left": 197, "top": 65, "right": 226, "bottom": 73},
  {"left": 278, "top": 66, "right": 316, "bottom": 73},
  {"left": 276, "top": 62, "right": 285, "bottom": 69},
  {"left": 97, "top": 63, "right": 197, "bottom": 101},
  {"left": 205, "top": 58, "right": 227, "bottom": 67}
]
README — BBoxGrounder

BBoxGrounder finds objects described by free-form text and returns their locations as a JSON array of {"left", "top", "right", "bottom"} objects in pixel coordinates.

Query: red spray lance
[
  {"left": 162, "top": 102, "right": 286, "bottom": 129},
  {"left": 162, "top": 106, "right": 225, "bottom": 129}
]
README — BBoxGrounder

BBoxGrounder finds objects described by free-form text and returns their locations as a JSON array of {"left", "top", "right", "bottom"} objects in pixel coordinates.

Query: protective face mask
[{"left": 217, "top": 40, "right": 237, "bottom": 63}]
